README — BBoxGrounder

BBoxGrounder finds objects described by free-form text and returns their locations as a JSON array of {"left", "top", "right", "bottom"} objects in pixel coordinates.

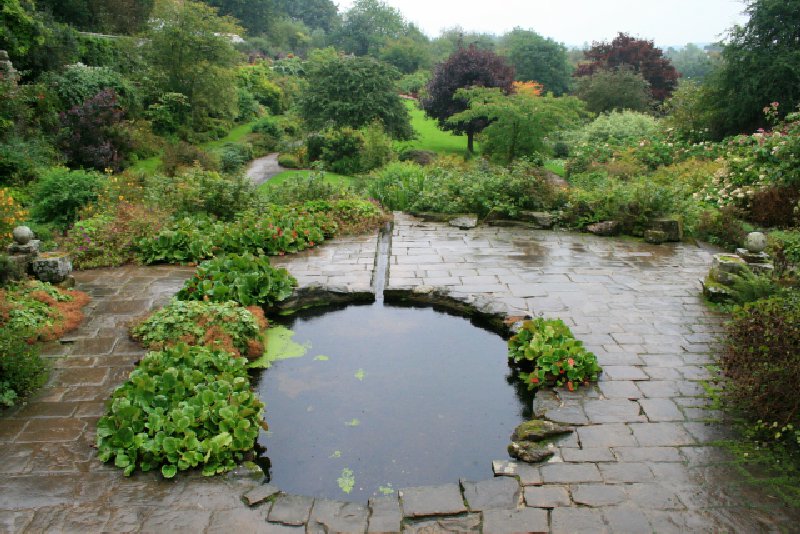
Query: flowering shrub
[
  {"left": 508, "top": 318, "right": 601, "bottom": 391},
  {"left": 0, "top": 188, "right": 27, "bottom": 244}
]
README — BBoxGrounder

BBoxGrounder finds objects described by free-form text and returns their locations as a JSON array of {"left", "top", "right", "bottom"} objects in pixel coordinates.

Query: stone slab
[
  {"left": 399, "top": 484, "right": 467, "bottom": 517},
  {"left": 482, "top": 508, "right": 549, "bottom": 534},
  {"left": 242, "top": 484, "right": 280, "bottom": 506},
  {"left": 367, "top": 495, "right": 402, "bottom": 533},
  {"left": 267, "top": 495, "right": 314, "bottom": 526},
  {"left": 307, "top": 499, "right": 368, "bottom": 534},
  {"left": 460, "top": 477, "right": 520, "bottom": 511}
]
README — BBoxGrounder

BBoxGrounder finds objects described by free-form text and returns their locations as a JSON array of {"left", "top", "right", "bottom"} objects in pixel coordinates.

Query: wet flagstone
[{"left": 1, "top": 217, "right": 798, "bottom": 531}]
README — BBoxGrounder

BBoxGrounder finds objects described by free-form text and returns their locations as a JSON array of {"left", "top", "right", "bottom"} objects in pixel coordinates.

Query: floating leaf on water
[
  {"left": 329, "top": 450, "right": 342, "bottom": 458},
  {"left": 354, "top": 368, "right": 365, "bottom": 381},
  {"left": 338, "top": 468, "right": 355, "bottom": 494},
  {"left": 378, "top": 484, "right": 394, "bottom": 495},
  {"left": 345, "top": 418, "right": 360, "bottom": 427},
  {"left": 314, "top": 355, "right": 330, "bottom": 361},
  {"left": 249, "top": 326, "right": 310, "bottom": 368}
]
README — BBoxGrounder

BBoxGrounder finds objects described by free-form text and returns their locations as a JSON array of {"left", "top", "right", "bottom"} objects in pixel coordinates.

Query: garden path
[
  {"left": 246, "top": 153, "right": 284, "bottom": 187},
  {"left": 0, "top": 215, "right": 797, "bottom": 532}
]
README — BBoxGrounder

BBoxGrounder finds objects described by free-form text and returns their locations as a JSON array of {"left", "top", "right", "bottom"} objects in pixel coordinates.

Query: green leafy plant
[
  {"left": 0, "top": 326, "right": 48, "bottom": 407},
  {"left": 31, "top": 167, "right": 103, "bottom": 230},
  {"left": 721, "top": 293, "right": 800, "bottom": 430},
  {"left": 131, "top": 300, "right": 266, "bottom": 359},
  {"left": 508, "top": 317, "right": 601, "bottom": 391},
  {"left": 96, "top": 344, "right": 265, "bottom": 477},
  {"left": 727, "top": 269, "right": 780, "bottom": 305},
  {"left": 177, "top": 253, "right": 297, "bottom": 307}
]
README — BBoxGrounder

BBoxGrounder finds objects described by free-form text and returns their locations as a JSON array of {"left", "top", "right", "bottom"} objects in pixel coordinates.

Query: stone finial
[
  {"left": 745, "top": 232, "right": 767, "bottom": 253},
  {"left": 12, "top": 225, "right": 35, "bottom": 245}
]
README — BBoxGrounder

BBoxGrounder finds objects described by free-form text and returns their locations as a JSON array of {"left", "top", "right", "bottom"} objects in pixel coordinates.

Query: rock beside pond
[
  {"left": 511, "top": 420, "right": 574, "bottom": 442},
  {"left": 507, "top": 419, "right": 574, "bottom": 464},
  {"left": 586, "top": 221, "right": 621, "bottom": 236}
]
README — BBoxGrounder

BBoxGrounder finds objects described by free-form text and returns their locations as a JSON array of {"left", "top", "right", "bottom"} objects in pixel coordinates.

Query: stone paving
[{"left": 1, "top": 214, "right": 799, "bottom": 533}]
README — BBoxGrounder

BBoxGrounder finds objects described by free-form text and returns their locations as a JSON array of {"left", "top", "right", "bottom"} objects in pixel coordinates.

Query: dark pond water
[{"left": 253, "top": 302, "right": 533, "bottom": 502}]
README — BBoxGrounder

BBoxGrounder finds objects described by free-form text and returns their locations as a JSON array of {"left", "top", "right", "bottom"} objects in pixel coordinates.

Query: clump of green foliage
[
  {"left": 508, "top": 318, "right": 601, "bottom": 391},
  {"left": 0, "top": 328, "right": 47, "bottom": 408},
  {"left": 177, "top": 253, "right": 297, "bottom": 307},
  {"left": 31, "top": 167, "right": 103, "bottom": 230},
  {"left": 96, "top": 344, "right": 265, "bottom": 478},
  {"left": 131, "top": 300, "right": 265, "bottom": 359}
]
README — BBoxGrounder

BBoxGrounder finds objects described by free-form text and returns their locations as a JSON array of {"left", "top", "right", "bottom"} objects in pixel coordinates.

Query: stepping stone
[
  {"left": 483, "top": 508, "right": 549, "bottom": 533},
  {"left": 404, "top": 513, "right": 481, "bottom": 533},
  {"left": 449, "top": 214, "right": 478, "bottom": 230},
  {"left": 399, "top": 484, "right": 467, "bottom": 518}
]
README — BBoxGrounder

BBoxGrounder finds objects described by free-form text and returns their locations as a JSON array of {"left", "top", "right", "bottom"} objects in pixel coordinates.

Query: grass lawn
[
  {"left": 130, "top": 119, "right": 260, "bottom": 173},
  {"left": 258, "top": 170, "right": 355, "bottom": 195},
  {"left": 544, "top": 159, "right": 566, "bottom": 176},
  {"left": 395, "top": 100, "right": 476, "bottom": 157}
]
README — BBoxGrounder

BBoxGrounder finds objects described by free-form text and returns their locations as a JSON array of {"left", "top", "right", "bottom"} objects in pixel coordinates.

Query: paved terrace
[{"left": 1, "top": 214, "right": 797, "bottom": 532}]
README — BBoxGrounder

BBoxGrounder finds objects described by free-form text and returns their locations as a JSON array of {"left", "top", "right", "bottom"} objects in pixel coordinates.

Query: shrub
[
  {"left": 161, "top": 142, "right": 219, "bottom": 176},
  {"left": 264, "top": 170, "right": 354, "bottom": 206},
  {"left": 695, "top": 206, "right": 747, "bottom": 250},
  {"left": 0, "top": 281, "right": 90, "bottom": 343},
  {"left": 217, "top": 142, "right": 254, "bottom": 174},
  {"left": 236, "top": 87, "right": 260, "bottom": 122},
  {"left": 31, "top": 167, "right": 103, "bottom": 230},
  {"left": 58, "top": 89, "right": 134, "bottom": 172},
  {"left": 746, "top": 185, "right": 800, "bottom": 228},
  {"left": 722, "top": 294, "right": 800, "bottom": 429},
  {"left": 131, "top": 300, "right": 266, "bottom": 359},
  {"left": 508, "top": 318, "right": 601, "bottom": 391},
  {"left": 47, "top": 64, "right": 139, "bottom": 112},
  {"left": 0, "top": 188, "right": 27, "bottom": 244},
  {"left": 0, "top": 137, "right": 58, "bottom": 186},
  {"left": 62, "top": 202, "right": 170, "bottom": 269},
  {"left": 306, "top": 128, "right": 365, "bottom": 175},
  {"left": 768, "top": 231, "right": 800, "bottom": 277},
  {"left": 146, "top": 92, "right": 191, "bottom": 136},
  {"left": 147, "top": 167, "right": 258, "bottom": 221},
  {"left": 96, "top": 344, "right": 265, "bottom": 477},
  {"left": 367, "top": 161, "right": 427, "bottom": 211},
  {"left": 177, "top": 253, "right": 297, "bottom": 307},
  {"left": 277, "top": 153, "right": 301, "bottom": 169},
  {"left": 0, "top": 326, "right": 48, "bottom": 407},
  {"left": 570, "top": 110, "right": 661, "bottom": 144},
  {"left": 727, "top": 269, "right": 781, "bottom": 305},
  {"left": 360, "top": 121, "right": 394, "bottom": 172}
]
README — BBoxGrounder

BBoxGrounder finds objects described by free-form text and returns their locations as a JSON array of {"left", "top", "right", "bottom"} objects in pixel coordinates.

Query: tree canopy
[
  {"left": 574, "top": 66, "right": 653, "bottom": 114},
  {"left": 334, "top": 0, "right": 408, "bottom": 56},
  {"left": 298, "top": 54, "right": 412, "bottom": 139},
  {"left": 421, "top": 45, "right": 515, "bottom": 152},
  {"left": 707, "top": 0, "right": 800, "bottom": 135},
  {"left": 575, "top": 32, "right": 678, "bottom": 101},
  {"left": 501, "top": 28, "right": 572, "bottom": 96},
  {"left": 449, "top": 87, "right": 586, "bottom": 164}
]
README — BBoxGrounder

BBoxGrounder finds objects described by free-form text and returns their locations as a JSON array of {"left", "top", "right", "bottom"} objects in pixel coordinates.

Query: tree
[
  {"left": 36, "top": 0, "right": 154, "bottom": 35},
  {"left": 430, "top": 27, "right": 497, "bottom": 62},
  {"left": 575, "top": 33, "right": 679, "bottom": 101},
  {"left": 275, "top": 0, "right": 338, "bottom": 33},
  {"left": 501, "top": 28, "right": 572, "bottom": 96},
  {"left": 449, "top": 87, "right": 586, "bottom": 164},
  {"left": 145, "top": 0, "right": 242, "bottom": 133},
  {"left": 334, "top": 0, "right": 407, "bottom": 56},
  {"left": 421, "top": 45, "right": 515, "bottom": 153},
  {"left": 574, "top": 67, "right": 653, "bottom": 114},
  {"left": 0, "top": 0, "right": 44, "bottom": 57},
  {"left": 707, "top": 0, "right": 800, "bottom": 136},
  {"left": 205, "top": 0, "right": 276, "bottom": 36},
  {"left": 298, "top": 54, "right": 412, "bottom": 139},
  {"left": 665, "top": 43, "right": 718, "bottom": 81},
  {"left": 380, "top": 35, "right": 431, "bottom": 74}
]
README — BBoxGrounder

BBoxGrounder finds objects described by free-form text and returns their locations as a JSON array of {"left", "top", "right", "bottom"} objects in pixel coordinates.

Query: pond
[{"left": 253, "top": 302, "right": 533, "bottom": 502}]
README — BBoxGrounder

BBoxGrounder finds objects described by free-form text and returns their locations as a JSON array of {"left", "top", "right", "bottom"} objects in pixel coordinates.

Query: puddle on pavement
[{"left": 253, "top": 302, "right": 532, "bottom": 501}]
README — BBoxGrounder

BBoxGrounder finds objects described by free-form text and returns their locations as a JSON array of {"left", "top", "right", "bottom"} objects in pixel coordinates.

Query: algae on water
[{"left": 249, "top": 326, "right": 311, "bottom": 368}]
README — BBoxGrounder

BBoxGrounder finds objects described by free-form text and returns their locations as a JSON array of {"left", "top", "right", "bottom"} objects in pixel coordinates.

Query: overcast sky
[{"left": 335, "top": 0, "right": 749, "bottom": 48}]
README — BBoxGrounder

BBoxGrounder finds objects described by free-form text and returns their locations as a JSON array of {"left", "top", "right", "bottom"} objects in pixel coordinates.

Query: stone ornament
[
  {"left": 745, "top": 231, "right": 767, "bottom": 253},
  {"left": 12, "top": 225, "right": 35, "bottom": 245}
]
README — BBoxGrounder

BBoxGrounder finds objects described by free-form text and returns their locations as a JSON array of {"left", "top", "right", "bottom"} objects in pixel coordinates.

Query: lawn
[
  {"left": 130, "top": 119, "right": 260, "bottom": 173},
  {"left": 395, "top": 100, "right": 476, "bottom": 157},
  {"left": 257, "top": 170, "right": 355, "bottom": 195}
]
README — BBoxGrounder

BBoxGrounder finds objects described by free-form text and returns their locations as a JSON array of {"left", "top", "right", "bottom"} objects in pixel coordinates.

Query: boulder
[
  {"left": 644, "top": 230, "right": 668, "bottom": 244},
  {"left": 449, "top": 214, "right": 478, "bottom": 230},
  {"left": 511, "top": 420, "right": 574, "bottom": 442},
  {"left": 709, "top": 254, "right": 748, "bottom": 285},
  {"left": 507, "top": 441, "right": 555, "bottom": 464},
  {"left": 519, "top": 211, "right": 555, "bottom": 229},
  {"left": 586, "top": 221, "right": 621, "bottom": 237},
  {"left": 648, "top": 218, "right": 683, "bottom": 242}
]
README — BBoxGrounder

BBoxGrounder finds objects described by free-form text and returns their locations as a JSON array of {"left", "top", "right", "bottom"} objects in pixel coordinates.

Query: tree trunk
[{"left": 467, "top": 130, "right": 475, "bottom": 153}]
